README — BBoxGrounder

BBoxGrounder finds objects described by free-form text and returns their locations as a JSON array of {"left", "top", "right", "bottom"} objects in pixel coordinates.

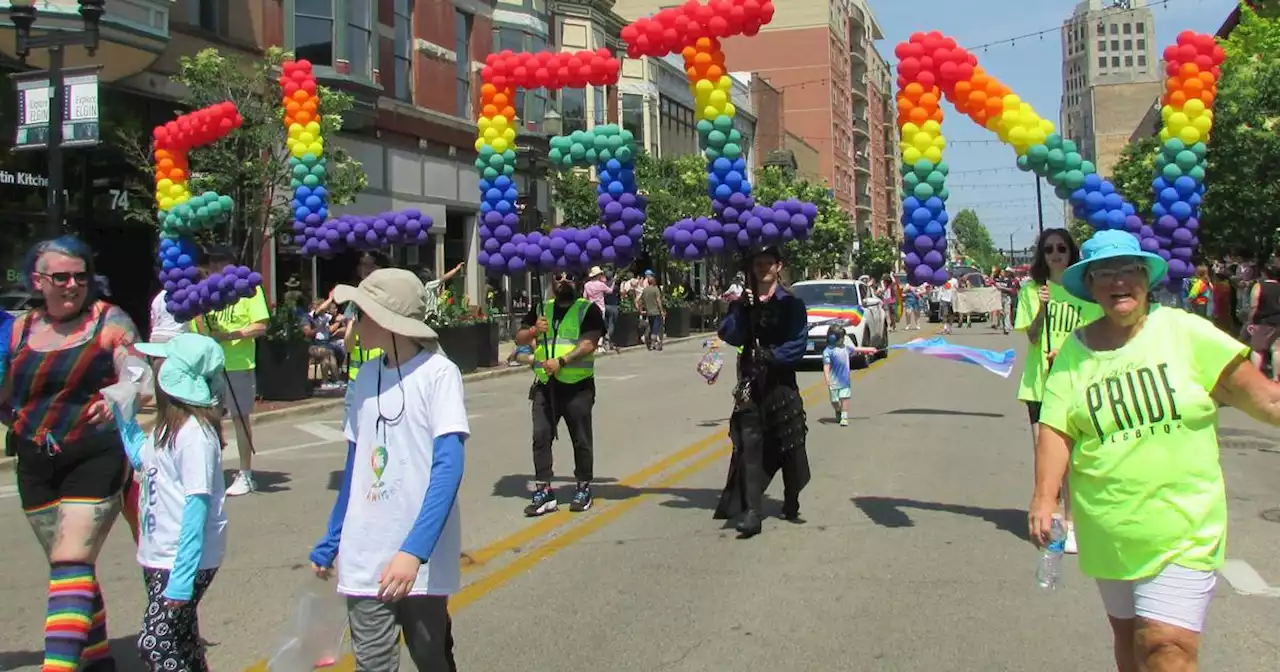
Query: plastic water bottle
[{"left": 1036, "top": 515, "right": 1067, "bottom": 590}]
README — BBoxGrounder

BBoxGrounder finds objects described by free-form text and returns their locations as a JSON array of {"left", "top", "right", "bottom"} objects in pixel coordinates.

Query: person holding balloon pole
[
  {"left": 713, "top": 246, "right": 810, "bottom": 537},
  {"left": 1014, "top": 228, "right": 1101, "bottom": 554}
]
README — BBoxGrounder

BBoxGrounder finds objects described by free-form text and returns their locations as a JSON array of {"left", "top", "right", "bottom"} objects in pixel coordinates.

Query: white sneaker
[
  {"left": 1064, "top": 522, "right": 1078, "bottom": 555},
  {"left": 226, "top": 471, "right": 255, "bottom": 497}
]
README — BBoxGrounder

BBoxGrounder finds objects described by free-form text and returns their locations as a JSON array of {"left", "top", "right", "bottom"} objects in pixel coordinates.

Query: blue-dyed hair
[{"left": 23, "top": 235, "right": 100, "bottom": 304}]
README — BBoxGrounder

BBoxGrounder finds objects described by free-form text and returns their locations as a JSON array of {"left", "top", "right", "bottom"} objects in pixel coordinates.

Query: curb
[{"left": 0, "top": 332, "right": 713, "bottom": 473}]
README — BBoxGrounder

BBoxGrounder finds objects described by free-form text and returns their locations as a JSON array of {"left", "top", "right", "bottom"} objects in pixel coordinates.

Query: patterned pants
[{"left": 137, "top": 568, "right": 217, "bottom": 672}]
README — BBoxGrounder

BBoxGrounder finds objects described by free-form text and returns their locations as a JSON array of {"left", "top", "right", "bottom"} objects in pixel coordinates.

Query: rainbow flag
[
  {"left": 889, "top": 336, "right": 1017, "bottom": 378},
  {"left": 807, "top": 305, "right": 864, "bottom": 327}
]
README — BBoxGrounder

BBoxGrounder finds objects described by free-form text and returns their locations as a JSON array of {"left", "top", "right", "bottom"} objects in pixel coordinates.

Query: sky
[{"left": 867, "top": 0, "right": 1240, "bottom": 250}]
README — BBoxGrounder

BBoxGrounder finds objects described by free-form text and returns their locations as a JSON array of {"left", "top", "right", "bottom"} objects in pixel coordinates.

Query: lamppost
[{"left": 9, "top": 0, "right": 105, "bottom": 236}]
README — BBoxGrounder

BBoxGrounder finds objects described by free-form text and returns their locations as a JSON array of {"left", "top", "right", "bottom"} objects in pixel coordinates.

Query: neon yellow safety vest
[
  {"left": 533, "top": 298, "right": 595, "bottom": 384},
  {"left": 348, "top": 335, "right": 383, "bottom": 381}
]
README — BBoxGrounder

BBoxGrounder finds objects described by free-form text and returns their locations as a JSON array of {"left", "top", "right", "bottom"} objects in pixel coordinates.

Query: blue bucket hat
[
  {"left": 133, "top": 333, "right": 225, "bottom": 407},
  {"left": 1062, "top": 230, "right": 1169, "bottom": 302}
]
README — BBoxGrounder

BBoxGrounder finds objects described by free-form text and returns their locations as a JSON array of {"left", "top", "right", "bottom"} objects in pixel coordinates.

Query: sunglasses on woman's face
[
  {"left": 40, "top": 271, "right": 91, "bottom": 286},
  {"left": 1042, "top": 244, "right": 1069, "bottom": 255}
]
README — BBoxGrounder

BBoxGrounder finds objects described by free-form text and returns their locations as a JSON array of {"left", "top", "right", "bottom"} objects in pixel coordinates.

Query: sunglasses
[
  {"left": 1042, "top": 244, "right": 1069, "bottom": 254},
  {"left": 39, "top": 271, "right": 91, "bottom": 286}
]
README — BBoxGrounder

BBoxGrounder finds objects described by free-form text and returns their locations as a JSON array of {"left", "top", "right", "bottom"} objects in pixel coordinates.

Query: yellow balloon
[
  {"left": 492, "top": 115, "right": 509, "bottom": 130},
  {"left": 289, "top": 123, "right": 304, "bottom": 136},
  {"left": 157, "top": 178, "right": 173, "bottom": 192},
  {"left": 921, "top": 120, "right": 942, "bottom": 135},
  {"left": 1167, "top": 112, "right": 1189, "bottom": 132},
  {"left": 902, "top": 122, "right": 921, "bottom": 137},
  {"left": 695, "top": 79, "right": 714, "bottom": 94},
  {"left": 1159, "top": 128, "right": 1171, "bottom": 143},
  {"left": 1040, "top": 119, "right": 1056, "bottom": 136},
  {"left": 1008, "top": 126, "right": 1028, "bottom": 147},
  {"left": 923, "top": 146, "right": 943, "bottom": 164},
  {"left": 703, "top": 105, "right": 719, "bottom": 120},
  {"left": 159, "top": 196, "right": 174, "bottom": 211},
  {"left": 477, "top": 117, "right": 492, "bottom": 132},
  {"left": 985, "top": 116, "right": 1002, "bottom": 133},
  {"left": 1178, "top": 126, "right": 1200, "bottom": 145},
  {"left": 1183, "top": 98, "right": 1206, "bottom": 117},
  {"left": 717, "top": 76, "right": 732, "bottom": 91},
  {"left": 309, "top": 141, "right": 323, "bottom": 154},
  {"left": 474, "top": 138, "right": 485, "bottom": 152},
  {"left": 724, "top": 102, "right": 736, "bottom": 118},
  {"left": 305, "top": 121, "right": 321, "bottom": 135},
  {"left": 502, "top": 128, "right": 516, "bottom": 142},
  {"left": 709, "top": 90, "right": 727, "bottom": 107},
  {"left": 491, "top": 137, "right": 508, "bottom": 154},
  {"left": 169, "top": 183, "right": 186, "bottom": 198},
  {"left": 1026, "top": 127, "right": 1047, "bottom": 147},
  {"left": 1192, "top": 115, "right": 1212, "bottom": 135},
  {"left": 483, "top": 127, "right": 499, "bottom": 141},
  {"left": 932, "top": 134, "right": 946, "bottom": 149},
  {"left": 298, "top": 132, "right": 314, "bottom": 145},
  {"left": 912, "top": 132, "right": 933, "bottom": 151},
  {"left": 1161, "top": 104, "right": 1174, "bottom": 121},
  {"left": 903, "top": 146, "right": 922, "bottom": 164},
  {"left": 1002, "top": 93, "right": 1021, "bottom": 111}
]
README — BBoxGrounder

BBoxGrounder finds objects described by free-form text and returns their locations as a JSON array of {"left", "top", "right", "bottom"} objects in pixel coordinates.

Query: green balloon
[
  {"left": 1045, "top": 133, "right": 1063, "bottom": 149},
  {"left": 1064, "top": 169, "right": 1085, "bottom": 190},
  {"left": 502, "top": 165, "right": 514, "bottom": 176},
  {"left": 926, "top": 170, "right": 946, "bottom": 188},
  {"left": 303, "top": 174, "right": 320, "bottom": 187},
  {"left": 1027, "top": 144, "right": 1050, "bottom": 163},
  {"left": 1047, "top": 148, "right": 1067, "bottom": 169},
  {"left": 913, "top": 182, "right": 935, "bottom": 200},
  {"left": 207, "top": 202, "right": 223, "bottom": 215},
  {"left": 904, "top": 173, "right": 920, "bottom": 188},
  {"left": 1164, "top": 138, "right": 1186, "bottom": 154},
  {"left": 1048, "top": 169, "right": 1067, "bottom": 187},
  {"left": 503, "top": 149, "right": 516, "bottom": 162},
  {"left": 1079, "top": 160, "right": 1096, "bottom": 176},
  {"left": 585, "top": 148, "right": 598, "bottom": 163},
  {"left": 218, "top": 195, "right": 233, "bottom": 209},
  {"left": 937, "top": 187, "right": 950, "bottom": 201},
  {"left": 704, "top": 147, "right": 721, "bottom": 161},
  {"left": 619, "top": 129, "right": 634, "bottom": 145},
  {"left": 1061, "top": 140, "right": 1078, "bottom": 155},
  {"left": 696, "top": 119, "right": 713, "bottom": 135},
  {"left": 913, "top": 158, "right": 934, "bottom": 178},
  {"left": 549, "top": 148, "right": 563, "bottom": 164},
  {"left": 302, "top": 153, "right": 318, "bottom": 166},
  {"left": 489, "top": 154, "right": 505, "bottom": 168},
  {"left": 615, "top": 146, "right": 633, "bottom": 163},
  {"left": 935, "top": 161, "right": 949, "bottom": 176},
  {"left": 599, "top": 149, "right": 613, "bottom": 163},
  {"left": 723, "top": 143, "right": 741, "bottom": 160},
  {"left": 474, "top": 158, "right": 486, "bottom": 170},
  {"left": 1055, "top": 185, "right": 1072, "bottom": 200},
  {"left": 727, "top": 129, "right": 742, "bottom": 144},
  {"left": 1175, "top": 150, "right": 1198, "bottom": 171},
  {"left": 290, "top": 178, "right": 302, "bottom": 189},
  {"left": 1191, "top": 142, "right": 1207, "bottom": 160},
  {"left": 707, "top": 130, "right": 727, "bottom": 148},
  {"left": 570, "top": 143, "right": 586, "bottom": 159},
  {"left": 900, "top": 163, "right": 912, "bottom": 177},
  {"left": 713, "top": 115, "right": 733, "bottom": 132},
  {"left": 1162, "top": 163, "right": 1183, "bottom": 181},
  {"left": 1188, "top": 165, "right": 1206, "bottom": 182},
  {"left": 1016, "top": 154, "right": 1031, "bottom": 172},
  {"left": 483, "top": 167, "right": 499, "bottom": 180},
  {"left": 292, "top": 164, "right": 309, "bottom": 178},
  {"left": 195, "top": 206, "right": 210, "bottom": 219},
  {"left": 1064, "top": 152, "right": 1082, "bottom": 171},
  {"left": 593, "top": 134, "right": 609, "bottom": 151}
]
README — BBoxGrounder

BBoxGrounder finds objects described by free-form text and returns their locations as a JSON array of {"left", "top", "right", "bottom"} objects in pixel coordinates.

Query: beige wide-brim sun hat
[{"left": 333, "top": 268, "right": 438, "bottom": 340}]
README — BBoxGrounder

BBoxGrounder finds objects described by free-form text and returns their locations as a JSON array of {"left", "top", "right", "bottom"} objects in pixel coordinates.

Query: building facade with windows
[
  {"left": 1059, "top": 0, "right": 1163, "bottom": 183},
  {"left": 866, "top": 46, "right": 900, "bottom": 243}
]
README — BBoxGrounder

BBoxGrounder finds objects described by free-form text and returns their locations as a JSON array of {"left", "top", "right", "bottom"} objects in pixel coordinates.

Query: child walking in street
[
  {"left": 822, "top": 326, "right": 876, "bottom": 426},
  {"left": 122, "top": 333, "right": 229, "bottom": 672},
  {"left": 310, "top": 269, "right": 470, "bottom": 670}
]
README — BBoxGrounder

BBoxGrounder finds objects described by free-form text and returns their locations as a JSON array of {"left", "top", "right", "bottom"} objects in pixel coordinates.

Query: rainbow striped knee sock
[{"left": 42, "top": 562, "right": 98, "bottom": 672}]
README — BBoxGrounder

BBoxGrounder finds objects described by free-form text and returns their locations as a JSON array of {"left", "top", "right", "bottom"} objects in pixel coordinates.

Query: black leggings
[{"left": 137, "top": 568, "right": 218, "bottom": 672}]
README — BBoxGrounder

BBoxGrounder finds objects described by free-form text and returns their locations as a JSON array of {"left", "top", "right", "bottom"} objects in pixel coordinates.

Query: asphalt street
[{"left": 2, "top": 326, "right": 1280, "bottom": 671}]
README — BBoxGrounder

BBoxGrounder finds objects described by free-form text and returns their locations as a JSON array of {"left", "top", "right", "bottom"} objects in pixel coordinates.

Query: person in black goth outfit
[{"left": 712, "top": 246, "right": 811, "bottom": 538}]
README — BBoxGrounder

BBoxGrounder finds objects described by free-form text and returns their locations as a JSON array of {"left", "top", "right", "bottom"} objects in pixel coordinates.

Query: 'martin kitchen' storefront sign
[{"left": 0, "top": 169, "right": 49, "bottom": 187}]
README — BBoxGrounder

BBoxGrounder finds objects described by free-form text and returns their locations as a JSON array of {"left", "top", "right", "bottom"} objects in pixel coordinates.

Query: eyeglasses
[
  {"left": 1042, "top": 244, "right": 1069, "bottom": 254},
  {"left": 1088, "top": 264, "right": 1145, "bottom": 283},
  {"left": 39, "top": 271, "right": 91, "bottom": 286}
]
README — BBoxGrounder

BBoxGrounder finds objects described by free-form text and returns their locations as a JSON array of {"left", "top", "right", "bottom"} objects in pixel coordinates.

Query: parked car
[
  {"left": 790, "top": 279, "right": 889, "bottom": 369},
  {"left": 1, "top": 288, "right": 39, "bottom": 319}
]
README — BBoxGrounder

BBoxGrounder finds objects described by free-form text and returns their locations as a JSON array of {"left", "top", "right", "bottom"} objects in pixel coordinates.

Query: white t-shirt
[
  {"left": 338, "top": 349, "right": 470, "bottom": 597},
  {"left": 136, "top": 417, "right": 228, "bottom": 571},
  {"left": 149, "top": 291, "right": 190, "bottom": 343},
  {"left": 938, "top": 280, "right": 956, "bottom": 303}
]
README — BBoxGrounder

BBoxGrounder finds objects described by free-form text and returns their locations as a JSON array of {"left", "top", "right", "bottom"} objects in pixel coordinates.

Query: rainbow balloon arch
[
  {"left": 474, "top": 0, "right": 815, "bottom": 277},
  {"left": 894, "top": 30, "right": 1224, "bottom": 287}
]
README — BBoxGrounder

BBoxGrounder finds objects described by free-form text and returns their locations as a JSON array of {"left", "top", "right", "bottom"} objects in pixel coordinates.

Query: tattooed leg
[
  {"left": 50, "top": 497, "right": 120, "bottom": 564},
  {"left": 26, "top": 503, "right": 61, "bottom": 558}
]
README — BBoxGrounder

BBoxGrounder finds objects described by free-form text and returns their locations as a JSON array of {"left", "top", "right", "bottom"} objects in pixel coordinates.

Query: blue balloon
[
  {"left": 904, "top": 224, "right": 920, "bottom": 239},
  {"left": 1170, "top": 201, "right": 1193, "bottom": 221},
  {"left": 1083, "top": 174, "right": 1103, "bottom": 191},
  {"left": 925, "top": 197, "right": 944, "bottom": 215},
  {"left": 924, "top": 221, "right": 944, "bottom": 237},
  {"left": 1106, "top": 209, "right": 1126, "bottom": 228},
  {"left": 1174, "top": 176, "right": 1197, "bottom": 198},
  {"left": 911, "top": 207, "right": 933, "bottom": 226},
  {"left": 1085, "top": 192, "right": 1105, "bottom": 211},
  {"left": 903, "top": 196, "right": 922, "bottom": 212},
  {"left": 936, "top": 211, "right": 949, "bottom": 225}
]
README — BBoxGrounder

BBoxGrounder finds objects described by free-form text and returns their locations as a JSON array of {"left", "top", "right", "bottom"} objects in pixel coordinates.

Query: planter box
[
  {"left": 614, "top": 312, "right": 642, "bottom": 348},
  {"left": 665, "top": 306, "right": 691, "bottom": 338},
  {"left": 437, "top": 325, "right": 478, "bottom": 374},
  {"left": 256, "top": 339, "right": 313, "bottom": 402},
  {"left": 474, "top": 321, "right": 500, "bottom": 368}
]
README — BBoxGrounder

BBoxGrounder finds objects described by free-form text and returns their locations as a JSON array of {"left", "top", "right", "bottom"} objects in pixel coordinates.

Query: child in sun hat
[
  {"left": 821, "top": 325, "right": 877, "bottom": 426},
  {"left": 120, "top": 333, "right": 229, "bottom": 672},
  {"left": 309, "top": 268, "right": 469, "bottom": 669}
]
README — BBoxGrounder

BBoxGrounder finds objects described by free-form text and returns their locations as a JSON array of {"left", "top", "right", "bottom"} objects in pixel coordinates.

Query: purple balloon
[
  {"left": 487, "top": 253, "right": 506, "bottom": 270},
  {"left": 683, "top": 243, "right": 700, "bottom": 258}
]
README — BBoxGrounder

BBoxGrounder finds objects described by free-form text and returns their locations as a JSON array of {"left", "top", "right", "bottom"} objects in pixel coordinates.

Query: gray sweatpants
[{"left": 346, "top": 595, "right": 455, "bottom": 672}]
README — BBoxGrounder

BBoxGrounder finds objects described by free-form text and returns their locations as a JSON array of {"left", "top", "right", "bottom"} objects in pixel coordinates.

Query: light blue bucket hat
[
  {"left": 133, "top": 333, "right": 225, "bottom": 407},
  {"left": 1062, "top": 229, "right": 1169, "bottom": 303}
]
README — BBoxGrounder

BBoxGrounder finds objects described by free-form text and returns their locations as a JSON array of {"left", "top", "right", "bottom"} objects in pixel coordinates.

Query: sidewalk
[{"left": 0, "top": 332, "right": 713, "bottom": 473}]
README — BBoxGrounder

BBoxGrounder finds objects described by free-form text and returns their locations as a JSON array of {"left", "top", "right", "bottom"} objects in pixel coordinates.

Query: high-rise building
[
  {"left": 1060, "top": 0, "right": 1164, "bottom": 182},
  {"left": 613, "top": 0, "right": 900, "bottom": 238}
]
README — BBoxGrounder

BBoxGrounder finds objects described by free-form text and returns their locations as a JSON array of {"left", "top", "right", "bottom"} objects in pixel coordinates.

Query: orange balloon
[
  {"left": 501, "top": 106, "right": 516, "bottom": 119},
  {"left": 169, "top": 168, "right": 186, "bottom": 182},
  {"left": 482, "top": 104, "right": 499, "bottom": 117},
  {"left": 985, "top": 98, "right": 1004, "bottom": 118},
  {"left": 986, "top": 80, "right": 1004, "bottom": 97},
  {"left": 481, "top": 83, "right": 497, "bottom": 97},
  {"left": 1198, "top": 72, "right": 1215, "bottom": 86},
  {"left": 707, "top": 65, "right": 724, "bottom": 80},
  {"left": 696, "top": 37, "right": 714, "bottom": 50},
  {"left": 1179, "top": 62, "right": 1200, "bottom": 79},
  {"left": 973, "top": 109, "right": 988, "bottom": 126},
  {"left": 492, "top": 93, "right": 509, "bottom": 108},
  {"left": 970, "top": 73, "right": 988, "bottom": 90},
  {"left": 1183, "top": 78, "right": 1203, "bottom": 95},
  {"left": 953, "top": 81, "right": 972, "bottom": 98},
  {"left": 1168, "top": 90, "right": 1187, "bottom": 107},
  {"left": 919, "top": 92, "right": 940, "bottom": 109},
  {"left": 903, "top": 82, "right": 924, "bottom": 101},
  {"left": 908, "top": 107, "right": 929, "bottom": 125},
  {"left": 1200, "top": 89, "right": 1215, "bottom": 105},
  {"left": 292, "top": 89, "right": 310, "bottom": 102},
  {"left": 302, "top": 99, "right": 318, "bottom": 113}
]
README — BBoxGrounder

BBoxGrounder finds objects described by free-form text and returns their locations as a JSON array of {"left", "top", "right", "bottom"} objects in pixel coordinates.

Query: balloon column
[
  {"left": 281, "top": 60, "right": 434, "bottom": 257},
  {"left": 892, "top": 30, "right": 1223, "bottom": 286},
  {"left": 1149, "top": 32, "right": 1224, "bottom": 281},
  {"left": 474, "top": 49, "right": 639, "bottom": 275},
  {"left": 621, "top": 1, "right": 815, "bottom": 260},
  {"left": 152, "top": 103, "right": 262, "bottom": 322}
]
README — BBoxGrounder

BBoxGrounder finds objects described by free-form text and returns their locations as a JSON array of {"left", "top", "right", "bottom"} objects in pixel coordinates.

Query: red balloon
[
  {"left": 917, "top": 70, "right": 936, "bottom": 89},
  {"left": 760, "top": 1, "right": 774, "bottom": 23},
  {"left": 898, "top": 57, "right": 921, "bottom": 78},
  {"left": 939, "top": 61, "right": 959, "bottom": 82},
  {"left": 1212, "top": 45, "right": 1226, "bottom": 64},
  {"left": 709, "top": 16, "right": 729, "bottom": 37},
  {"left": 742, "top": 20, "right": 760, "bottom": 37},
  {"left": 1163, "top": 45, "right": 1179, "bottom": 63},
  {"left": 626, "top": 44, "right": 641, "bottom": 59},
  {"left": 621, "top": 25, "right": 636, "bottom": 41},
  {"left": 956, "top": 62, "right": 975, "bottom": 81},
  {"left": 1177, "top": 30, "right": 1196, "bottom": 46},
  {"left": 1178, "top": 44, "right": 1197, "bottom": 62},
  {"left": 297, "top": 59, "right": 312, "bottom": 70}
]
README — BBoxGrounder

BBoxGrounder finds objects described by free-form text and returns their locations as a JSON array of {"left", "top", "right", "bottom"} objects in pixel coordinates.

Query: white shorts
[
  {"left": 219, "top": 369, "right": 257, "bottom": 420},
  {"left": 1096, "top": 564, "right": 1217, "bottom": 632}
]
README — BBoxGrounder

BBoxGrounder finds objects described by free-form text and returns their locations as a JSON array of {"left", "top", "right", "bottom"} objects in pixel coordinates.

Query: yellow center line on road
[{"left": 243, "top": 334, "right": 924, "bottom": 671}]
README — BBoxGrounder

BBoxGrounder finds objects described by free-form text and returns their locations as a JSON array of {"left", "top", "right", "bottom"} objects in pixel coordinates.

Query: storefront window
[
  {"left": 455, "top": 10, "right": 473, "bottom": 117},
  {"left": 593, "top": 86, "right": 605, "bottom": 125},
  {"left": 346, "top": 0, "right": 373, "bottom": 78},
  {"left": 295, "top": 0, "right": 335, "bottom": 67},
  {"left": 561, "top": 88, "right": 587, "bottom": 134},
  {"left": 393, "top": 0, "right": 413, "bottom": 101},
  {"left": 622, "top": 93, "right": 645, "bottom": 150}
]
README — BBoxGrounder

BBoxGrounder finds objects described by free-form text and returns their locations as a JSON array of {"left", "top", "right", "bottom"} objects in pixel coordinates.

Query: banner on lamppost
[{"left": 11, "top": 66, "right": 102, "bottom": 151}]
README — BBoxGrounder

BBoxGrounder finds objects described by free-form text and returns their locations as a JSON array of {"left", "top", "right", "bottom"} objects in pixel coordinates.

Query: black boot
[
  {"left": 781, "top": 498, "right": 804, "bottom": 524},
  {"left": 735, "top": 509, "right": 762, "bottom": 538}
]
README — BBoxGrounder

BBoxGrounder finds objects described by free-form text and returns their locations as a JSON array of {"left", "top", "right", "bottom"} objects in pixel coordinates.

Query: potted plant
[
  {"left": 256, "top": 291, "right": 313, "bottom": 401},
  {"left": 663, "top": 285, "right": 692, "bottom": 338},
  {"left": 427, "top": 290, "right": 498, "bottom": 373},
  {"left": 614, "top": 298, "right": 642, "bottom": 348}
]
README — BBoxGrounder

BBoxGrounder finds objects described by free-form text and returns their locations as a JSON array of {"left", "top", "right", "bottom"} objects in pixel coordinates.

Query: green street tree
[
  {"left": 1200, "top": 4, "right": 1280, "bottom": 262},
  {"left": 752, "top": 166, "right": 854, "bottom": 279},
  {"left": 853, "top": 235, "right": 900, "bottom": 280},
  {"left": 118, "top": 47, "right": 367, "bottom": 266},
  {"left": 1109, "top": 135, "right": 1161, "bottom": 218},
  {"left": 950, "top": 208, "right": 1001, "bottom": 271}
]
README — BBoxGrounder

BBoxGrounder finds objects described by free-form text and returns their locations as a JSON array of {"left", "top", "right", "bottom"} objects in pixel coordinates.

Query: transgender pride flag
[{"left": 888, "top": 337, "right": 1017, "bottom": 378}]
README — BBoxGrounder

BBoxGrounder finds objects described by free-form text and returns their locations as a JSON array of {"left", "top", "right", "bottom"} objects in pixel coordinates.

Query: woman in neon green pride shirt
[{"left": 1030, "top": 230, "right": 1280, "bottom": 671}]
